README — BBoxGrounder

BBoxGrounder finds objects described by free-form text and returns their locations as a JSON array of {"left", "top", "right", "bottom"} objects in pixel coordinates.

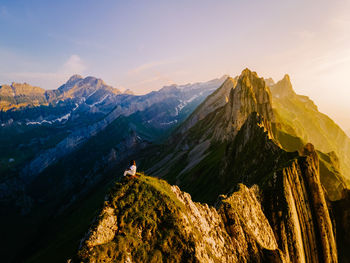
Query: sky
[{"left": 0, "top": 0, "right": 350, "bottom": 131}]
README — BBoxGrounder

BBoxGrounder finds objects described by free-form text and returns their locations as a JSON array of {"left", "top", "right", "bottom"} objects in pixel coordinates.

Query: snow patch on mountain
[
  {"left": 26, "top": 104, "right": 79, "bottom": 125},
  {"left": 89, "top": 94, "right": 110, "bottom": 107}
]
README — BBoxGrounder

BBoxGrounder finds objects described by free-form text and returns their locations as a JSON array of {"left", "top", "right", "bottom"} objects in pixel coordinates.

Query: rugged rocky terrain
[
  {"left": 73, "top": 142, "right": 338, "bottom": 263},
  {"left": 73, "top": 175, "right": 284, "bottom": 263},
  {"left": 1, "top": 69, "right": 349, "bottom": 263}
]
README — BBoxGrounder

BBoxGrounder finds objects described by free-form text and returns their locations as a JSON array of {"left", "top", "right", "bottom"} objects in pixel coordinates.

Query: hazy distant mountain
[
  {"left": 269, "top": 74, "right": 350, "bottom": 186},
  {"left": 123, "top": 89, "right": 134, "bottom": 95}
]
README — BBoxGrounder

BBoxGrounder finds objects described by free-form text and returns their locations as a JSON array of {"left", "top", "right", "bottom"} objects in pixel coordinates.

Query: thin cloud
[
  {"left": 61, "top": 54, "right": 87, "bottom": 75},
  {"left": 0, "top": 6, "right": 9, "bottom": 19},
  {"left": 128, "top": 59, "right": 177, "bottom": 75},
  {"left": 0, "top": 54, "right": 87, "bottom": 89}
]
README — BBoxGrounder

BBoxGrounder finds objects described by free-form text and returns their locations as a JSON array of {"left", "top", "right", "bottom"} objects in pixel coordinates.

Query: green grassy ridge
[{"left": 75, "top": 174, "right": 197, "bottom": 263}]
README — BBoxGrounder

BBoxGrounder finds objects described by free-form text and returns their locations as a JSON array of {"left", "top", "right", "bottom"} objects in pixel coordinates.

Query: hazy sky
[{"left": 0, "top": 0, "right": 350, "bottom": 130}]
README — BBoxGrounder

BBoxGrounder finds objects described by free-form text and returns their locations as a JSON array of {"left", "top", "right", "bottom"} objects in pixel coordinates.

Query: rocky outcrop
[
  {"left": 269, "top": 74, "right": 295, "bottom": 98},
  {"left": 217, "top": 69, "right": 274, "bottom": 140},
  {"left": 264, "top": 144, "right": 338, "bottom": 263},
  {"left": 179, "top": 69, "right": 275, "bottom": 142},
  {"left": 0, "top": 82, "right": 47, "bottom": 110},
  {"left": 74, "top": 176, "right": 284, "bottom": 263}
]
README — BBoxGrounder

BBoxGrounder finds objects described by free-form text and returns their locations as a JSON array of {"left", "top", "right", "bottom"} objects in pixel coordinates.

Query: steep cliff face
[
  {"left": 332, "top": 189, "right": 350, "bottom": 262},
  {"left": 178, "top": 69, "right": 275, "bottom": 142},
  {"left": 73, "top": 176, "right": 284, "bottom": 263},
  {"left": 264, "top": 144, "right": 337, "bottom": 263},
  {"left": 148, "top": 69, "right": 288, "bottom": 203}
]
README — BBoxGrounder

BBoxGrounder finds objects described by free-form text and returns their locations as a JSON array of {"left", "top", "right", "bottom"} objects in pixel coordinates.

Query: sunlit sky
[{"left": 0, "top": 0, "right": 350, "bottom": 131}]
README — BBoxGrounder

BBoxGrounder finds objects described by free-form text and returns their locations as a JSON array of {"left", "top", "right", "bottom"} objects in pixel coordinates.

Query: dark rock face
[
  {"left": 332, "top": 190, "right": 350, "bottom": 263},
  {"left": 216, "top": 69, "right": 274, "bottom": 140},
  {"left": 264, "top": 144, "right": 337, "bottom": 263}
]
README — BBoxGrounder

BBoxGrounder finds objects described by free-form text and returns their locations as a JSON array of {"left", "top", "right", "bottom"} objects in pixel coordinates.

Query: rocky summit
[
  {"left": 73, "top": 175, "right": 284, "bottom": 263},
  {"left": 72, "top": 142, "right": 337, "bottom": 263},
  {"left": 1, "top": 69, "right": 349, "bottom": 263}
]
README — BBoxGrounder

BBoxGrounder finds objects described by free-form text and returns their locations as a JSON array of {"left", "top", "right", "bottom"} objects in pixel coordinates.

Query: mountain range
[{"left": 0, "top": 69, "right": 349, "bottom": 262}]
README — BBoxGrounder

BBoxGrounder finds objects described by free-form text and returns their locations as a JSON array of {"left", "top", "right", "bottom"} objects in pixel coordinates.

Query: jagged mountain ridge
[
  {"left": 2, "top": 69, "right": 349, "bottom": 263},
  {"left": 73, "top": 140, "right": 338, "bottom": 262},
  {"left": 147, "top": 69, "right": 292, "bottom": 202},
  {"left": 146, "top": 69, "right": 348, "bottom": 203},
  {"left": 0, "top": 75, "right": 122, "bottom": 112},
  {"left": 74, "top": 175, "right": 285, "bottom": 263},
  {"left": 0, "top": 75, "right": 226, "bottom": 177},
  {"left": 131, "top": 68, "right": 346, "bottom": 261}
]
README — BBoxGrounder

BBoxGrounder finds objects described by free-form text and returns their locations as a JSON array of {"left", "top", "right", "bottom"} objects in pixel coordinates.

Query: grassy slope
[{"left": 75, "top": 175, "right": 196, "bottom": 263}]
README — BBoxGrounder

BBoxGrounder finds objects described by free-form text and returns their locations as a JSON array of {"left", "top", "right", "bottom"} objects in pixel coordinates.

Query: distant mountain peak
[
  {"left": 123, "top": 89, "right": 134, "bottom": 95},
  {"left": 178, "top": 69, "right": 275, "bottom": 143},
  {"left": 270, "top": 74, "right": 295, "bottom": 97},
  {"left": 237, "top": 68, "right": 266, "bottom": 91},
  {"left": 283, "top": 73, "right": 291, "bottom": 82},
  {"left": 264, "top": 78, "right": 275, "bottom": 87},
  {"left": 67, "top": 74, "right": 83, "bottom": 84},
  {"left": 223, "top": 69, "right": 274, "bottom": 133},
  {"left": 241, "top": 67, "right": 255, "bottom": 76},
  {"left": 58, "top": 75, "right": 121, "bottom": 97}
]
